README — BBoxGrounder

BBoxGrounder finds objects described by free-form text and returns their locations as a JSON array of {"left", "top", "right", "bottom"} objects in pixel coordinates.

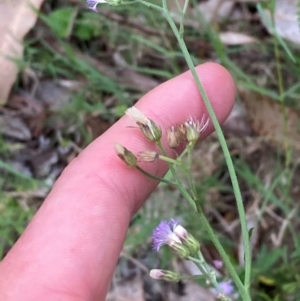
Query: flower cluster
[
  {"left": 152, "top": 219, "right": 200, "bottom": 258},
  {"left": 167, "top": 115, "right": 209, "bottom": 148},
  {"left": 114, "top": 106, "right": 208, "bottom": 166}
]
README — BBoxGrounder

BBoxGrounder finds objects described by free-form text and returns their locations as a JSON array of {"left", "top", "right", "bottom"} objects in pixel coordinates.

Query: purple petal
[
  {"left": 152, "top": 219, "right": 181, "bottom": 251},
  {"left": 219, "top": 280, "right": 234, "bottom": 295},
  {"left": 87, "top": 0, "right": 105, "bottom": 11},
  {"left": 168, "top": 218, "right": 179, "bottom": 229}
]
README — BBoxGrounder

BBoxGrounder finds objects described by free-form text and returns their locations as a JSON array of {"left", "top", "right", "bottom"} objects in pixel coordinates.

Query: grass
[{"left": 1, "top": 0, "right": 300, "bottom": 299}]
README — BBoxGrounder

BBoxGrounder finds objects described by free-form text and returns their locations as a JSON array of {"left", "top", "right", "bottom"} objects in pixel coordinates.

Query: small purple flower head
[
  {"left": 213, "top": 260, "right": 223, "bottom": 269},
  {"left": 219, "top": 280, "right": 234, "bottom": 295},
  {"left": 87, "top": 0, "right": 107, "bottom": 11},
  {"left": 152, "top": 219, "right": 181, "bottom": 251}
]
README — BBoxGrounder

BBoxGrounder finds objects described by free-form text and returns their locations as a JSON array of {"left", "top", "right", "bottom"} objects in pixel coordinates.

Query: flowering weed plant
[{"left": 89, "top": 1, "right": 252, "bottom": 301}]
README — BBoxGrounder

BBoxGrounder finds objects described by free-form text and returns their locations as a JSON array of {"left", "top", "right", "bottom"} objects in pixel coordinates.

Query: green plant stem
[
  {"left": 138, "top": 0, "right": 164, "bottom": 11},
  {"left": 179, "top": 0, "right": 189, "bottom": 38},
  {"left": 134, "top": 1, "right": 251, "bottom": 299},
  {"left": 157, "top": 141, "right": 197, "bottom": 211},
  {"left": 186, "top": 142, "right": 197, "bottom": 198},
  {"left": 175, "top": 180, "right": 247, "bottom": 298},
  {"left": 136, "top": 165, "right": 174, "bottom": 185},
  {"left": 158, "top": 155, "right": 180, "bottom": 165},
  {"left": 162, "top": 8, "right": 252, "bottom": 298},
  {"left": 189, "top": 253, "right": 233, "bottom": 301}
]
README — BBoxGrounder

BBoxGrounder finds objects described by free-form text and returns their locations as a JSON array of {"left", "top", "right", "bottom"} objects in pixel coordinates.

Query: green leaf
[
  {"left": 74, "top": 12, "right": 103, "bottom": 41},
  {"left": 44, "top": 7, "right": 76, "bottom": 38}
]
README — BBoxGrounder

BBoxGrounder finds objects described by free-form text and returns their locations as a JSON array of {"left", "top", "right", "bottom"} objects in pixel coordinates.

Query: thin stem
[
  {"left": 174, "top": 0, "right": 182, "bottom": 12},
  {"left": 156, "top": 141, "right": 197, "bottom": 210},
  {"left": 163, "top": 12, "right": 252, "bottom": 296},
  {"left": 162, "top": 0, "right": 167, "bottom": 10},
  {"left": 137, "top": 0, "right": 164, "bottom": 11},
  {"left": 136, "top": 165, "right": 174, "bottom": 185},
  {"left": 179, "top": 0, "right": 189, "bottom": 38},
  {"left": 189, "top": 252, "right": 233, "bottom": 301},
  {"left": 158, "top": 155, "right": 181, "bottom": 165},
  {"left": 186, "top": 143, "right": 197, "bottom": 198},
  {"left": 134, "top": 2, "right": 251, "bottom": 299},
  {"left": 196, "top": 204, "right": 248, "bottom": 300},
  {"left": 188, "top": 257, "right": 209, "bottom": 279},
  {"left": 177, "top": 185, "right": 247, "bottom": 298}
]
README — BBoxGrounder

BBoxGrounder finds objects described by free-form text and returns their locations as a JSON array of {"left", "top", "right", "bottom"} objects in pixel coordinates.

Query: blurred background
[{"left": 0, "top": 0, "right": 300, "bottom": 300}]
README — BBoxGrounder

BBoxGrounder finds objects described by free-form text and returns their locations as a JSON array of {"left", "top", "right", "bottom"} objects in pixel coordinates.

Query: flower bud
[
  {"left": 150, "top": 269, "right": 181, "bottom": 282},
  {"left": 174, "top": 225, "right": 200, "bottom": 256},
  {"left": 139, "top": 119, "right": 162, "bottom": 142},
  {"left": 169, "top": 241, "right": 191, "bottom": 259},
  {"left": 184, "top": 116, "right": 209, "bottom": 143},
  {"left": 114, "top": 143, "right": 137, "bottom": 167},
  {"left": 126, "top": 106, "right": 162, "bottom": 142},
  {"left": 138, "top": 151, "right": 159, "bottom": 162},
  {"left": 167, "top": 126, "right": 181, "bottom": 148},
  {"left": 213, "top": 260, "right": 223, "bottom": 269},
  {"left": 185, "top": 122, "right": 200, "bottom": 143}
]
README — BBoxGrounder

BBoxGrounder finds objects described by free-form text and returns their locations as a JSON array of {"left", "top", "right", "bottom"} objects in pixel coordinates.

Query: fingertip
[
  {"left": 193, "top": 62, "right": 236, "bottom": 124},
  {"left": 135, "top": 62, "right": 235, "bottom": 137}
]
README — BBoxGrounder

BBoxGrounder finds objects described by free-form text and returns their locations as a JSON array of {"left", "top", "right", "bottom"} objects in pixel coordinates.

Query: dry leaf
[
  {"left": 261, "top": 0, "right": 300, "bottom": 45},
  {"left": 219, "top": 32, "right": 257, "bottom": 45},
  {"left": 223, "top": 102, "right": 252, "bottom": 135},
  {"left": 0, "top": 113, "right": 31, "bottom": 141},
  {"left": 0, "top": 0, "right": 45, "bottom": 104},
  {"left": 240, "top": 89, "right": 300, "bottom": 155}
]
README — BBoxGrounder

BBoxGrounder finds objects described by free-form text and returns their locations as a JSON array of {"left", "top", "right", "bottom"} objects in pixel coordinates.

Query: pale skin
[{"left": 0, "top": 63, "right": 236, "bottom": 301}]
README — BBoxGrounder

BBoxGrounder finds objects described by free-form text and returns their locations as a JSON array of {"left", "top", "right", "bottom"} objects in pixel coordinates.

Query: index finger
[{"left": 0, "top": 63, "right": 235, "bottom": 301}]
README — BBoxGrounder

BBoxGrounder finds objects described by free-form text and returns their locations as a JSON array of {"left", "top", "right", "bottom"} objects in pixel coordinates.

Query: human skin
[{"left": 0, "top": 63, "right": 235, "bottom": 301}]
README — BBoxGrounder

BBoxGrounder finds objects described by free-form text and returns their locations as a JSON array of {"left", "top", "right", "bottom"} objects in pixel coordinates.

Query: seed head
[
  {"left": 149, "top": 269, "right": 181, "bottom": 282},
  {"left": 114, "top": 143, "right": 137, "bottom": 167},
  {"left": 167, "top": 126, "right": 181, "bottom": 148},
  {"left": 167, "top": 124, "right": 187, "bottom": 148},
  {"left": 184, "top": 115, "right": 209, "bottom": 143},
  {"left": 138, "top": 151, "right": 159, "bottom": 162},
  {"left": 126, "top": 106, "right": 162, "bottom": 142}
]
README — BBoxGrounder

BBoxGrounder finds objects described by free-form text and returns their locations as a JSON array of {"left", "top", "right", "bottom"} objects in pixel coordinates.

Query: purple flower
[
  {"left": 87, "top": 0, "right": 107, "bottom": 11},
  {"left": 219, "top": 280, "right": 234, "bottom": 295},
  {"left": 152, "top": 219, "right": 181, "bottom": 251},
  {"left": 213, "top": 260, "right": 223, "bottom": 269}
]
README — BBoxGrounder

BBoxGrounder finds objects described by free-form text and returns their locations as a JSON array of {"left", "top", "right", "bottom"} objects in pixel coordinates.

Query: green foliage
[{"left": 0, "top": 193, "right": 34, "bottom": 258}]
